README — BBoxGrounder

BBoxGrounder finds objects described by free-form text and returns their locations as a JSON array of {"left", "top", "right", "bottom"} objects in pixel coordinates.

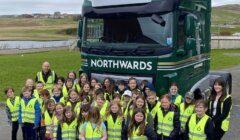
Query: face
[
  {"left": 185, "top": 97, "right": 192, "bottom": 104},
  {"left": 124, "top": 95, "right": 130, "bottom": 102},
  {"left": 53, "top": 87, "right": 61, "bottom": 96},
  {"left": 129, "top": 80, "right": 137, "bottom": 90},
  {"left": 136, "top": 98, "right": 145, "bottom": 108},
  {"left": 113, "top": 97, "right": 121, "bottom": 103},
  {"left": 161, "top": 97, "right": 170, "bottom": 110},
  {"left": 135, "top": 112, "right": 144, "bottom": 123},
  {"left": 66, "top": 80, "right": 73, "bottom": 88},
  {"left": 104, "top": 79, "right": 111, "bottom": 88},
  {"left": 83, "top": 84, "right": 90, "bottom": 92},
  {"left": 40, "top": 94, "right": 49, "bottom": 101},
  {"left": 65, "top": 111, "right": 73, "bottom": 119},
  {"left": 25, "top": 79, "right": 34, "bottom": 90},
  {"left": 36, "top": 83, "right": 44, "bottom": 91},
  {"left": 118, "top": 84, "right": 125, "bottom": 91},
  {"left": 170, "top": 85, "right": 178, "bottom": 95},
  {"left": 111, "top": 104, "right": 119, "bottom": 114},
  {"left": 81, "top": 111, "right": 88, "bottom": 118},
  {"left": 68, "top": 72, "right": 75, "bottom": 79},
  {"left": 195, "top": 104, "right": 207, "bottom": 117},
  {"left": 57, "top": 79, "right": 64, "bottom": 87},
  {"left": 147, "top": 95, "right": 156, "bottom": 105},
  {"left": 42, "top": 62, "right": 50, "bottom": 73},
  {"left": 7, "top": 89, "right": 14, "bottom": 98},
  {"left": 145, "top": 88, "right": 151, "bottom": 96},
  {"left": 55, "top": 105, "right": 64, "bottom": 114},
  {"left": 48, "top": 102, "right": 55, "bottom": 111},
  {"left": 94, "top": 84, "right": 101, "bottom": 90},
  {"left": 91, "top": 79, "right": 97, "bottom": 87},
  {"left": 81, "top": 76, "right": 87, "bottom": 84},
  {"left": 96, "top": 96, "right": 104, "bottom": 106},
  {"left": 23, "top": 90, "right": 31, "bottom": 99},
  {"left": 214, "top": 82, "right": 223, "bottom": 94},
  {"left": 132, "top": 93, "right": 138, "bottom": 101},
  {"left": 69, "top": 91, "right": 79, "bottom": 101}
]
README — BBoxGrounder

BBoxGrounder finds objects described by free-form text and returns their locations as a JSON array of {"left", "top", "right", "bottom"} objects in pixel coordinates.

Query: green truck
[{"left": 77, "top": 0, "right": 232, "bottom": 99}]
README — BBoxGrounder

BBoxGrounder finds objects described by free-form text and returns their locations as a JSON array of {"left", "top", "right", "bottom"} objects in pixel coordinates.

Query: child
[
  {"left": 62, "top": 78, "right": 74, "bottom": 98},
  {"left": 77, "top": 104, "right": 91, "bottom": 139},
  {"left": 104, "top": 101, "right": 124, "bottom": 140},
  {"left": 39, "top": 89, "right": 51, "bottom": 113},
  {"left": 66, "top": 89, "right": 81, "bottom": 116},
  {"left": 179, "top": 92, "right": 195, "bottom": 137},
  {"left": 128, "top": 77, "right": 139, "bottom": 91},
  {"left": 51, "top": 84, "right": 65, "bottom": 104},
  {"left": 57, "top": 76, "right": 65, "bottom": 88},
  {"left": 185, "top": 99, "right": 214, "bottom": 140},
  {"left": 116, "top": 80, "right": 126, "bottom": 95},
  {"left": 81, "top": 107, "right": 107, "bottom": 140},
  {"left": 143, "top": 82, "right": 156, "bottom": 98},
  {"left": 122, "top": 108, "right": 157, "bottom": 140},
  {"left": 168, "top": 82, "right": 183, "bottom": 107},
  {"left": 51, "top": 102, "right": 65, "bottom": 140},
  {"left": 96, "top": 93, "right": 109, "bottom": 120},
  {"left": 75, "top": 73, "right": 89, "bottom": 93},
  {"left": 5, "top": 87, "right": 20, "bottom": 140},
  {"left": 112, "top": 93, "right": 122, "bottom": 104},
  {"left": 60, "top": 106, "right": 78, "bottom": 140},
  {"left": 103, "top": 77, "right": 115, "bottom": 100},
  {"left": 79, "top": 82, "right": 91, "bottom": 102},
  {"left": 146, "top": 90, "right": 161, "bottom": 119},
  {"left": 67, "top": 70, "right": 77, "bottom": 81},
  {"left": 18, "top": 86, "right": 41, "bottom": 140},
  {"left": 33, "top": 81, "right": 44, "bottom": 99},
  {"left": 42, "top": 99, "right": 55, "bottom": 140},
  {"left": 122, "top": 90, "right": 132, "bottom": 111},
  {"left": 90, "top": 78, "right": 98, "bottom": 89}
]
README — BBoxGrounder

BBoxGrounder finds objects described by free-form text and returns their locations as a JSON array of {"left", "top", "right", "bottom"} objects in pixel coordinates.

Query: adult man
[{"left": 35, "top": 61, "right": 57, "bottom": 92}]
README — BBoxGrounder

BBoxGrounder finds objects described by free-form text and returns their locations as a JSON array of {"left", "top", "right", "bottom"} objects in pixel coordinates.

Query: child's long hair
[
  {"left": 54, "top": 102, "right": 65, "bottom": 125},
  {"left": 105, "top": 101, "right": 123, "bottom": 119},
  {"left": 77, "top": 103, "right": 91, "bottom": 125},
  {"left": 209, "top": 77, "right": 227, "bottom": 102},
  {"left": 63, "top": 106, "right": 76, "bottom": 123},
  {"left": 87, "top": 106, "right": 101, "bottom": 126},
  {"left": 44, "top": 99, "right": 55, "bottom": 112},
  {"left": 79, "top": 82, "right": 91, "bottom": 99},
  {"left": 128, "top": 108, "right": 146, "bottom": 137},
  {"left": 133, "top": 95, "right": 146, "bottom": 110},
  {"left": 78, "top": 73, "right": 89, "bottom": 88},
  {"left": 103, "top": 77, "right": 115, "bottom": 95}
]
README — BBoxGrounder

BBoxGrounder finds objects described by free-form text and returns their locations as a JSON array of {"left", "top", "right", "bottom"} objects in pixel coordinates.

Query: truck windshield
[{"left": 83, "top": 12, "right": 173, "bottom": 47}]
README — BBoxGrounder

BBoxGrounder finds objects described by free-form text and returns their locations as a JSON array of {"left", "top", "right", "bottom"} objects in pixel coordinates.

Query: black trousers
[
  {"left": 12, "top": 121, "right": 19, "bottom": 140},
  {"left": 22, "top": 123, "right": 37, "bottom": 140},
  {"left": 214, "top": 127, "right": 225, "bottom": 140}
]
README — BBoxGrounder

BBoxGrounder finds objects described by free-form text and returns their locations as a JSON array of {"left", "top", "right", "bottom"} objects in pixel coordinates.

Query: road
[{"left": 0, "top": 66, "right": 239, "bottom": 139}]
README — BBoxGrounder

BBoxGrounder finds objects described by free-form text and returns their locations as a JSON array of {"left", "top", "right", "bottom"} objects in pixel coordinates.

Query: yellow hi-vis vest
[
  {"left": 174, "top": 95, "right": 183, "bottom": 107},
  {"left": 157, "top": 109, "right": 174, "bottom": 136},
  {"left": 21, "top": 98, "right": 37, "bottom": 123},
  {"left": 180, "top": 103, "right": 195, "bottom": 128},
  {"left": 130, "top": 125, "right": 147, "bottom": 140},
  {"left": 52, "top": 115, "right": 60, "bottom": 138},
  {"left": 37, "top": 71, "right": 55, "bottom": 92},
  {"left": 209, "top": 94, "right": 232, "bottom": 132},
  {"left": 33, "top": 89, "right": 40, "bottom": 99},
  {"left": 6, "top": 96, "right": 20, "bottom": 121},
  {"left": 74, "top": 83, "right": 81, "bottom": 93},
  {"left": 66, "top": 101, "right": 81, "bottom": 115},
  {"left": 189, "top": 113, "right": 209, "bottom": 140},
  {"left": 51, "top": 96, "right": 65, "bottom": 105},
  {"left": 106, "top": 115, "right": 122, "bottom": 140},
  {"left": 100, "top": 101, "right": 109, "bottom": 120},
  {"left": 62, "top": 119, "right": 77, "bottom": 140},
  {"left": 147, "top": 102, "right": 161, "bottom": 119},
  {"left": 62, "top": 85, "right": 69, "bottom": 98},
  {"left": 44, "top": 110, "right": 53, "bottom": 134},
  {"left": 124, "top": 100, "right": 132, "bottom": 118},
  {"left": 78, "top": 121, "right": 85, "bottom": 140},
  {"left": 85, "top": 122, "right": 103, "bottom": 140}
]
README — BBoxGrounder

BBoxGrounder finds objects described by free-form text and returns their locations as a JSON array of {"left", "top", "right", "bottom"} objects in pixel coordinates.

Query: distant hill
[{"left": 212, "top": 4, "right": 240, "bottom": 25}]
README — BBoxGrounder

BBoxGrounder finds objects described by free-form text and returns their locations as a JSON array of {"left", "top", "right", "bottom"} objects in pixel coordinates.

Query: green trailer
[{"left": 77, "top": 0, "right": 232, "bottom": 99}]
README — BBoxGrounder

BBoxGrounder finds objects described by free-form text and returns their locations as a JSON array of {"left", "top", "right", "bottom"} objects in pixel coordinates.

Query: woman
[{"left": 207, "top": 77, "right": 232, "bottom": 140}]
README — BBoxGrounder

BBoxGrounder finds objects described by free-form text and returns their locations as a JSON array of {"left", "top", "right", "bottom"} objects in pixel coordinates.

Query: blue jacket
[{"left": 18, "top": 96, "right": 41, "bottom": 125}]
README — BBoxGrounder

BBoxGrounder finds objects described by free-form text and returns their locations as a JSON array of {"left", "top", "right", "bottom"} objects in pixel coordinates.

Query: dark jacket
[
  {"left": 122, "top": 123, "right": 157, "bottom": 140},
  {"left": 184, "top": 115, "right": 214, "bottom": 140},
  {"left": 207, "top": 96, "right": 232, "bottom": 128},
  {"left": 154, "top": 105, "right": 180, "bottom": 140},
  {"left": 35, "top": 70, "right": 57, "bottom": 83}
]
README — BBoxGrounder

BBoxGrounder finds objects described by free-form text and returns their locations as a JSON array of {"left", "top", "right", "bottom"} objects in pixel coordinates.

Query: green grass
[
  {"left": 0, "top": 17, "right": 78, "bottom": 40},
  {"left": 0, "top": 49, "right": 80, "bottom": 101},
  {"left": 1, "top": 49, "right": 240, "bottom": 101}
]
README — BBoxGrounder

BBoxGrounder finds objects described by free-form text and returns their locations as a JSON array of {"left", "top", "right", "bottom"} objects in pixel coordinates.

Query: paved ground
[{"left": 0, "top": 66, "right": 240, "bottom": 139}]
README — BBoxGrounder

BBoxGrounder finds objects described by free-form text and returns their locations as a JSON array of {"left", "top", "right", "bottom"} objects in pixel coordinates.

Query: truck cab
[{"left": 77, "top": 0, "right": 231, "bottom": 98}]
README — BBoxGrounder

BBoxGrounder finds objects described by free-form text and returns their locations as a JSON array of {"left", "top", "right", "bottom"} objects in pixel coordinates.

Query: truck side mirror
[
  {"left": 77, "top": 20, "right": 83, "bottom": 48},
  {"left": 184, "top": 14, "right": 196, "bottom": 37}
]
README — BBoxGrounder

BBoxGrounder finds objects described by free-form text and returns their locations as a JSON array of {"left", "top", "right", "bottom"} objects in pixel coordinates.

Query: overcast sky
[{"left": 0, "top": 0, "right": 239, "bottom": 15}]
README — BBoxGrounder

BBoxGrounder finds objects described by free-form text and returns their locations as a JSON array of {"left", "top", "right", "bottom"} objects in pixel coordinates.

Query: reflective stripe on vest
[
  {"left": 52, "top": 115, "right": 59, "bottom": 138},
  {"left": 44, "top": 111, "right": 53, "bottom": 134},
  {"left": 21, "top": 98, "right": 37, "bottom": 123},
  {"left": 6, "top": 96, "right": 20, "bottom": 121},
  {"left": 107, "top": 115, "right": 122, "bottom": 140},
  {"left": 174, "top": 95, "right": 182, "bottom": 107},
  {"left": 62, "top": 119, "right": 77, "bottom": 140},
  {"left": 37, "top": 71, "right": 55, "bottom": 92},
  {"left": 180, "top": 103, "right": 195, "bottom": 128},
  {"left": 189, "top": 113, "right": 209, "bottom": 140},
  {"left": 85, "top": 122, "right": 103, "bottom": 140},
  {"left": 130, "top": 126, "right": 147, "bottom": 140},
  {"left": 157, "top": 109, "right": 174, "bottom": 136},
  {"left": 100, "top": 101, "right": 109, "bottom": 120}
]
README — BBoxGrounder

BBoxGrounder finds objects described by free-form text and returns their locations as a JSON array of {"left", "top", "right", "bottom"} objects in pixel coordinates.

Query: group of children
[{"left": 5, "top": 71, "right": 231, "bottom": 140}]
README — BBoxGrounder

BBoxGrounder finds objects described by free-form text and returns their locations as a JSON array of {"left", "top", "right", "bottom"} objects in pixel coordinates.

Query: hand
[{"left": 33, "top": 124, "right": 39, "bottom": 129}]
